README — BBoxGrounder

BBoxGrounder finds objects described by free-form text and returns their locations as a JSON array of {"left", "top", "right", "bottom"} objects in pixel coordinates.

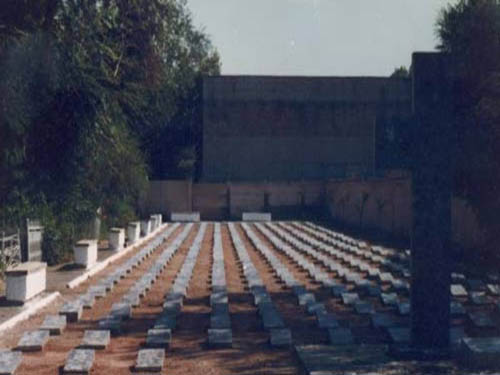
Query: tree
[
  {"left": 390, "top": 66, "right": 410, "bottom": 79},
  {"left": 436, "top": 0, "right": 500, "bottom": 255},
  {"left": 0, "top": 0, "right": 220, "bottom": 263}
]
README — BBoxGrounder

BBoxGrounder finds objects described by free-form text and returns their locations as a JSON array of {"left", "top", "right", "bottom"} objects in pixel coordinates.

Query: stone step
[
  {"left": 16, "top": 330, "right": 50, "bottom": 352},
  {"left": 63, "top": 349, "right": 95, "bottom": 375}
]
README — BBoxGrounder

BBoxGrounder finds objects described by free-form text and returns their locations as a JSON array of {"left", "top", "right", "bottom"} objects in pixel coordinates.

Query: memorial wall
[{"left": 201, "top": 75, "right": 411, "bottom": 182}]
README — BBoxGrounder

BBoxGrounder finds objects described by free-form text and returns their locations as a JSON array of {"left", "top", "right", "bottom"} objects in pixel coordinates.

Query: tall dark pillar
[{"left": 409, "top": 52, "right": 453, "bottom": 354}]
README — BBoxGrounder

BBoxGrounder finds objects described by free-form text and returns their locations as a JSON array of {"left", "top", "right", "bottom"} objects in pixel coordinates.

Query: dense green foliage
[
  {"left": 437, "top": 0, "right": 500, "bottom": 251},
  {"left": 0, "top": 0, "right": 220, "bottom": 264}
]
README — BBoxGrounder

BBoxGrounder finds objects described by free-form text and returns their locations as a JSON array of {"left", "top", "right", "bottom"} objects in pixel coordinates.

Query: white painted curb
[
  {"left": 0, "top": 291, "right": 61, "bottom": 334},
  {"left": 66, "top": 223, "right": 168, "bottom": 289}
]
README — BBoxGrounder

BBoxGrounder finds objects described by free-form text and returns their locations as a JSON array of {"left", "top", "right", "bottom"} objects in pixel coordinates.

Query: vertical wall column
[{"left": 410, "top": 52, "right": 453, "bottom": 352}]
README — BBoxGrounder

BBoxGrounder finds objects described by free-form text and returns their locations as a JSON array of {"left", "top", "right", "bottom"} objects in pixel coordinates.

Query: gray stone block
[
  {"left": 469, "top": 311, "right": 496, "bottom": 328},
  {"left": 208, "top": 329, "right": 233, "bottom": 348},
  {"left": 59, "top": 301, "right": 83, "bottom": 323},
  {"left": 269, "top": 328, "right": 292, "bottom": 347},
  {"left": 317, "top": 313, "right": 339, "bottom": 329},
  {"left": 17, "top": 330, "right": 50, "bottom": 352},
  {"left": 110, "top": 302, "right": 131, "bottom": 320},
  {"left": 371, "top": 313, "right": 398, "bottom": 329},
  {"left": 450, "top": 301, "right": 466, "bottom": 316},
  {"left": 380, "top": 292, "right": 398, "bottom": 306},
  {"left": 354, "top": 301, "right": 375, "bottom": 315},
  {"left": 327, "top": 327, "right": 354, "bottom": 345},
  {"left": 451, "top": 284, "right": 468, "bottom": 297},
  {"left": 40, "top": 315, "right": 67, "bottom": 335},
  {"left": 0, "top": 350, "right": 22, "bottom": 375},
  {"left": 470, "top": 291, "right": 490, "bottom": 305},
  {"left": 298, "top": 293, "right": 316, "bottom": 306},
  {"left": 146, "top": 328, "right": 172, "bottom": 348},
  {"left": 135, "top": 348, "right": 165, "bottom": 372},
  {"left": 388, "top": 327, "right": 410, "bottom": 344},
  {"left": 98, "top": 317, "right": 122, "bottom": 335},
  {"left": 341, "top": 292, "right": 359, "bottom": 305},
  {"left": 460, "top": 337, "right": 500, "bottom": 368},
  {"left": 63, "top": 349, "right": 94, "bottom": 374},
  {"left": 80, "top": 330, "right": 110, "bottom": 349}
]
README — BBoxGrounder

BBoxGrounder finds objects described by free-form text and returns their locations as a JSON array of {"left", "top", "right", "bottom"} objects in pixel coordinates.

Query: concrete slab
[
  {"left": 80, "top": 330, "right": 110, "bottom": 349},
  {"left": 16, "top": 330, "right": 50, "bottom": 352},
  {"left": 40, "top": 315, "right": 67, "bottom": 335},
  {"left": 59, "top": 300, "right": 83, "bottom": 322},
  {"left": 0, "top": 350, "right": 22, "bottom": 375},
  {"left": 317, "top": 313, "right": 339, "bottom": 329},
  {"left": 208, "top": 328, "right": 233, "bottom": 348},
  {"left": 327, "top": 327, "right": 354, "bottom": 345},
  {"left": 63, "top": 349, "right": 95, "bottom": 374},
  {"left": 135, "top": 348, "right": 165, "bottom": 372},
  {"left": 269, "top": 328, "right": 292, "bottom": 347},
  {"left": 146, "top": 328, "right": 172, "bottom": 348},
  {"left": 451, "top": 284, "right": 468, "bottom": 297},
  {"left": 460, "top": 337, "right": 500, "bottom": 368}
]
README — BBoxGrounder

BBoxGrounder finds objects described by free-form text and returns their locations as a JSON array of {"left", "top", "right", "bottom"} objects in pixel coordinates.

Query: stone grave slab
[
  {"left": 307, "top": 303, "right": 327, "bottom": 316},
  {"left": 146, "top": 328, "right": 172, "bottom": 348},
  {"left": 380, "top": 293, "right": 398, "bottom": 306},
  {"left": 371, "top": 313, "right": 399, "bottom": 329},
  {"left": 467, "top": 279, "right": 486, "bottom": 291},
  {"left": 17, "top": 330, "right": 50, "bottom": 352},
  {"left": 451, "top": 284, "right": 468, "bottom": 297},
  {"left": 469, "top": 311, "right": 496, "bottom": 328},
  {"left": 59, "top": 300, "right": 83, "bottom": 322},
  {"left": 487, "top": 284, "right": 500, "bottom": 296},
  {"left": 88, "top": 286, "right": 106, "bottom": 299},
  {"left": 353, "top": 301, "right": 375, "bottom": 315},
  {"left": 450, "top": 301, "right": 466, "bottom": 316},
  {"left": 40, "top": 315, "right": 67, "bottom": 335},
  {"left": 327, "top": 327, "right": 354, "bottom": 345},
  {"left": 170, "top": 212, "right": 200, "bottom": 222},
  {"left": 80, "top": 330, "right": 110, "bottom": 349},
  {"left": 387, "top": 327, "right": 410, "bottom": 344},
  {"left": 135, "top": 348, "right": 165, "bottom": 372},
  {"left": 110, "top": 302, "right": 131, "bottom": 320},
  {"left": 460, "top": 337, "right": 500, "bottom": 368},
  {"left": 155, "top": 314, "right": 177, "bottom": 330},
  {"left": 365, "top": 284, "right": 382, "bottom": 297},
  {"left": 208, "top": 328, "right": 233, "bottom": 348},
  {"left": 261, "top": 309, "right": 285, "bottom": 329},
  {"left": 79, "top": 294, "right": 95, "bottom": 309},
  {"left": 270, "top": 328, "right": 292, "bottom": 347},
  {"left": 63, "top": 349, "right": 95, "bottom": 375},
  {"left": 397, "top": 301, "right": 410, "bottom": 316},
  {"left": 210, "top": 313, "right": 231, "bottom": 329},
  {"left": 298, "top": 293, "right": 316, "bottom": 306},
  {"left": 98, "top": 317, "right": 122, "bottom": 335},
  {"left": 450, "top": 327, "right": 466, "bottom": 347},
  {"left": 470, "top": 291, "right": 490, "bottom": 305},
  {"left": 0, "top": 350, "right": 22, "bottom": 375},
  {"left": 341, "top": 292, "right": 360, "bottom": 305},
  {"left": 242, "top": 212, "right": 271, "bottom": 222},
  {"left": 317, "top": 313, "right": 339, "bottom": 329}
]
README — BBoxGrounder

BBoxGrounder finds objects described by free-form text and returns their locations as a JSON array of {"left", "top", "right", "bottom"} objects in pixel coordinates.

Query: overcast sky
[{"left": 186, "top": 0, "right": 455, "bottom": 76}]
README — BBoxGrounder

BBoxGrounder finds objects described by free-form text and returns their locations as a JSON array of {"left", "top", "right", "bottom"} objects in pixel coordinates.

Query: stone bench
[
  {"left": 108, "top": 228, "right": 125, "bottom": 252},
  {"left": 73, "top": 240, "right": 98, "bottom": 269},
  {"left": 5, "top": 261, "right": 47, "bottom": 302},
  {"left": 127, "top": 222, "right": 140, "bottom": 244},
  {"left": 170, "top": 212, "right": 200, "bottom": 222},
  {"left": 242, "top": 212, "right": 272, "bottom": 222}
]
